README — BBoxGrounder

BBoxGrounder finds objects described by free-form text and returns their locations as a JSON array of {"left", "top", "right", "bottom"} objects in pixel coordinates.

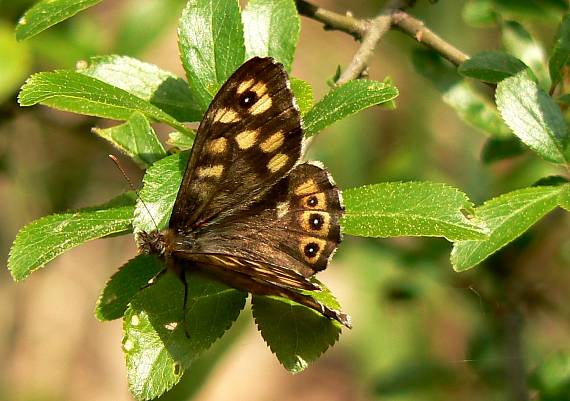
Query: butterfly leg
[{"left": 181, "top": 270, "right": 191, "bottom": 338}]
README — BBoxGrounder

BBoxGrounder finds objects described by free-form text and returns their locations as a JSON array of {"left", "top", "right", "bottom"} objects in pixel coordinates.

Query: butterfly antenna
[{"left": 108, "top": 154, "right": 160, "bottom": 231}]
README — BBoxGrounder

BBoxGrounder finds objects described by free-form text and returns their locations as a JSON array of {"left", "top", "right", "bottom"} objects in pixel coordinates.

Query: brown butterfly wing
[
  {"left": 171, "top": 162, "right": 348, "bottom": 326},
  {"left": 169, "top": 57, "right": 303, "bottom": 233},
  {"left": 155, "top": 57, "right": 349, "bottom": 327},
  {"left": 177, "top": 162, "right": 344, "bottom": 286}
]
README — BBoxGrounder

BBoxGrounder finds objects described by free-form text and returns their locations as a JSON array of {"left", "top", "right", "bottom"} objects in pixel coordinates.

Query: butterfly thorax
[{"left": 138, "top": 229, "right": 196, "bottom": 258}]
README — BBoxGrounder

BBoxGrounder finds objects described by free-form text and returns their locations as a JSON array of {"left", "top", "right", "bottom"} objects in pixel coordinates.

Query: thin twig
[
  {"left": 336, "top": 9, "right": 393, "bottom": 85},
  {"left": 295, "top": 0, "right": 470, "bottom": 83},
  {"left": 295, "top": 0, "right": 367, "bottom": 39},
  {"left": 391, "top": 10, "right": 469, "bottom": 66}
]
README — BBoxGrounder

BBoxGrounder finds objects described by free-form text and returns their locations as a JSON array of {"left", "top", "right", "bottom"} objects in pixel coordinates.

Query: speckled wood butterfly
[{"left": 139, "top": 57, "right": 351, "bottom": 328}]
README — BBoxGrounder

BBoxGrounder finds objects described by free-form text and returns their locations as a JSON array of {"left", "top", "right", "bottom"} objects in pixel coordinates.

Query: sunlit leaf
[
  {"left": 178, "top": 0, "right": 245, "bottom": 112},
  {"left": 342, "top": 182, "right": 488, "bottom": 241},
  {"left": 8, "top": 192, "right": 136, "bottom": 281},
  {"left": 290, "top": 77, "right": 313, "bottom": 116},
  {"left": 242, "top": 0, "right": 299, "bottom": 72},
  {"left": 93, "top": 112, "right": 166, "bottom": 168},
  {"left": 124, "top": 272, "right": 246, "bottom": 400},
  {"left": 167, "top": 131, "right": 195, "bottom": 151},
  {"left": 19, "top": 71, "right": 190, "bottom": 133},
  {"left": 452, "top": 185, "right": 565, "bottom": 271},
  {"left": 79, "top": 55, "right": 201, "bottom": 122},
  {"left": 304, "top": 79, "right": 398, "bottom": 137},
  {"left": 496, "top": 72, "right": 569, "bottom": 164},
  {"left": 133, "top": 152, "right": 188, "bottom": 233},
  {"left": 15, "top": 0, "right": 102, "bottom": 41},
  {"left": 252, "top": 280, "right": 342, "bottom": 373}
]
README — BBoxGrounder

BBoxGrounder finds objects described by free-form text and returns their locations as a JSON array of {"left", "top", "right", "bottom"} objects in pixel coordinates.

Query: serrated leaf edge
[{"left": 251, "top": 296, "right": 341, "bottom": 373}]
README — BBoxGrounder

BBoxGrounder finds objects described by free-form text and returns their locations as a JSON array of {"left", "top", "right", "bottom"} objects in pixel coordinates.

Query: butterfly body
[{"left": 139, "top": 57, "right": 351, "bottom": 328}]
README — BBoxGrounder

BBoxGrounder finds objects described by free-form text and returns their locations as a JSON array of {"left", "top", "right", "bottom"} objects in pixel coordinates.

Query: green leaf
[
  {"left": 303, "top": 79, "right": 398, "bottom": 137},
  {"left": 451, "top": 185, "right": 565, "bottom": 271},
  {"left": 178, "top": 0, "right": 245, "bottom": 113},
  {"left": 496, "top": 72, "right": 569, "bottom": 164},
  {"left": 8, "top": 192, "right": 136, "bottom": 281},
  {"left": 18, "top": 71, "right": 190, "bottom": 134},
  {"left": 167, "top": 131, "right": 195, "bottom": 151},
  {"left": 458, "top": 51, "right": 529, "bottom": 83},
  {"left": 0, "top": 22, "right": 31, "bottom": 103},
  {"left": 342, "top": 182, "right": 488, "bottom": 241},
  {"left": 15, "top": 0, "right": 102, "bottom": 41},
  {"left": 290, "top": 77, "right": 313, "bottom": 116},
  {"left": 242, "top": 0, "right": 300, "bottom": 72},
  {"left": 413, "top": 49, "right": 512, "bottom": 138},
  {"left": 96, "top": 254, "right": 163, "bottom": 321},
  {"left": 93, "top": 112, "right": 166, "bottom": 168},
  {"left": 549, "top": 14, "right": 570, "bottom": 89},
  {"left": 501, "top": 20, "right": 550, "bottom": 89},
  {"left": 79, "top": 55, "right": 201, "bottom": 122},
  {"left": 481, "top": 137, "right": 526, "bottom": 163},
  {"left": 124, "top": 272, "right": 246, "bottom": 400},
  {"left": 252, "top": 281, "right": 342, "bottom": 373},
  {"left": 134, "top": 152, "right": 188, "bottom": 233}
]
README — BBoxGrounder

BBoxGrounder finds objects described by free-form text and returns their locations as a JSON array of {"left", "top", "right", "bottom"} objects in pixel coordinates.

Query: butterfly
[{"left": 139, "top": 56, "right": 351, "bottom": 328}]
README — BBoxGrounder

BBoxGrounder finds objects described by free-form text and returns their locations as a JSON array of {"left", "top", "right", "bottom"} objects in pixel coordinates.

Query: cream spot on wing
[
  {"left": 237, "top": 78, "right": 255, "bottom": 94},
  {"left": 235, "top": 130, "right": 259, "bottom": 149},
  {"left": 276, "top": 201, "right": 289, "bottom": 218},
  {"left": 251, "top": 82, "right": 268, "bottom": 97},
  {"left": 190, "top": 182, "right": 212, "bottom": 198},
  {"left": 267, "top": 153, "right": 288, "bottom": 172},
  {"left": 197, "top": 164, "right": 224, "bottom": 178},
  {"left": 294, "top": 179, "right": 318, "bottom": 196},
  {"left": 250, "top": 94, "right": 272, "bottom": 115},
  {"left": 208, "top": 137, "right": 227, "bottom": 154},
  {"left": 259, "top": 131, "right": 284, "bottom": 153},
  {"left": 214, "top": 108, "right": 240, "bottom": 123}
]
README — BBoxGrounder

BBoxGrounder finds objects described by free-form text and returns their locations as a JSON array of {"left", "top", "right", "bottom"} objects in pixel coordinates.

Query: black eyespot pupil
[
  {"left": 239, "top": 90, "right": 257, "bottom": 108},
  {"left": 307, "top": 196, "right": 318, "bottom": 207},
  {"left": 309, "top": 213, "right": 324, "bottom": 229},
  {"left": 304, "top": 242, "right": 319, "bottom": 258}
]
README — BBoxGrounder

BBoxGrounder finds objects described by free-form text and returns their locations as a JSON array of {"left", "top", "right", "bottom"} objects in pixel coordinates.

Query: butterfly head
[{"left": 138, "top": 230, "right": 170, "bottom": 256}]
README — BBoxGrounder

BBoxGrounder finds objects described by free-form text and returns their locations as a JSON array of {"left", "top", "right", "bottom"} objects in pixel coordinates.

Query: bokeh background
[{"left": 1, "top": 1, "right": 570, "bottom": 400}]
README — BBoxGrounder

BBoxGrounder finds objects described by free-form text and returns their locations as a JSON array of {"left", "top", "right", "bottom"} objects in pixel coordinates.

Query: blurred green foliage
[{"left": 2, "top": 1, "right": 570, "bottom": 401}]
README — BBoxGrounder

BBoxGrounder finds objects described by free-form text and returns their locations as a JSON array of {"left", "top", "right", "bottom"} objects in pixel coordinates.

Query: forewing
[{"left": 169, "top": 57, "right": 303, "bottom": 233}]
